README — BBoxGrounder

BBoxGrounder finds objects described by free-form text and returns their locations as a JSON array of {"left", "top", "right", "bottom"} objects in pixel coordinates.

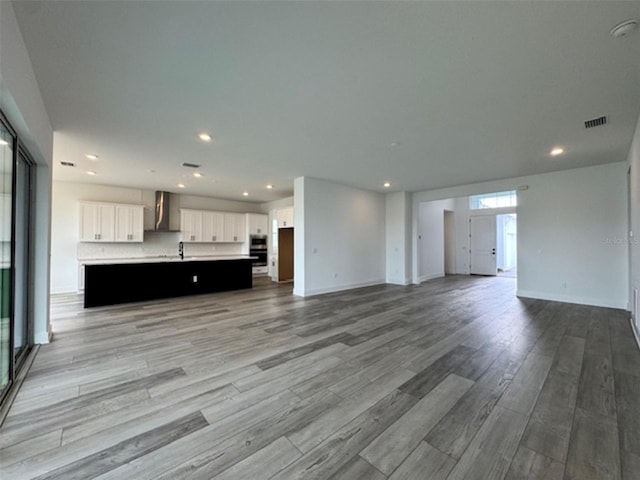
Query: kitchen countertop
[{"left": 79, "top": 255, "right": 255, "bottom": 266}]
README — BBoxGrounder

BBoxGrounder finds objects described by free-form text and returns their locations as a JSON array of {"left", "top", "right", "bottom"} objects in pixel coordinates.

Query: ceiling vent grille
[
  {"left": 60, "top": 161, "right": 76, "bottom": 167},
  {"left": 585, "top": 116, "right": 607, "bottom": 129},
  {"left": 181, "top": 162, "right": 201, "bottom": 169}
]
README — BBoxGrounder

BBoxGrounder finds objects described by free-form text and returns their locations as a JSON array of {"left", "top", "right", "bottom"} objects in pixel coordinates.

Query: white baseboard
[
  {"left": 50, "top": 285, "right": 78, "bottom": 295},
  {"left": 631, "top": 317, "right": 640, "bottom": 350},
  {"left": 34, "top": 329, "right": 52, "bottom": 345},
  {"left": 516, "top": 289, "right": 626, "bottom": 309},
  {"left": 418, "top": 273, "right": 444, "bottom": 283},
  {"left": 295, "top": 278, "right": 385, "bottom": 297},
  {"left": 386, "top": 277, "right": 411, "bottom": 286}
]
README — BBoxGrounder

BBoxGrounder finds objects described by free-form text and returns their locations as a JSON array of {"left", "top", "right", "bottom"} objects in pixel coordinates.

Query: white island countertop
[{"left": 79, "top": 255, "right": 255, "bottom": 266}]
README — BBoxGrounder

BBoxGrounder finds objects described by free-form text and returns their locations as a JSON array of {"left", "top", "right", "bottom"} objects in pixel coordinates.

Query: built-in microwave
[{"left": 250, "top": 235, "right": 267, "bottom": 250}]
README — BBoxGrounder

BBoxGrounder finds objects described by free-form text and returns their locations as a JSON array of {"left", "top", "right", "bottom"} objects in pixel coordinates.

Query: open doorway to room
[
  {"left": 416, "top": 190, "right": 517, "bottom": 283},
  {"left": 496, "top": 213, "right": 517, "bottom": 277}
]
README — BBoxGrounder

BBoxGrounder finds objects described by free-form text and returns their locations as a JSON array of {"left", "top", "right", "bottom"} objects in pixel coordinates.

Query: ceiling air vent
[
  {"left": 585, "top": 116, "right": 607, "bottom": 129},
  {"left": 60, "top": 161, "right": 76, "bottom": 167},
  {"left": 181, "top": 162, "right": 201, "bottom": 169}
]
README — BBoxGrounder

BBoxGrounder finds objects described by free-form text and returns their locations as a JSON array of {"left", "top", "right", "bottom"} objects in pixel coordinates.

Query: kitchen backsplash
[{"left": 77, "top": 232, "right": 245, "bottom": 260}]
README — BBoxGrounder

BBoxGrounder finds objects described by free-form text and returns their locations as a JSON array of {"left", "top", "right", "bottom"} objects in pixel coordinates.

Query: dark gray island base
[{"left": 84, "top": 258, "right": 253, "bottom": 308}]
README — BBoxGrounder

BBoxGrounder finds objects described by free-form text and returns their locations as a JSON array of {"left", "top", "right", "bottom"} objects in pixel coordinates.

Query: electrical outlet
[
  {"left": 334, "top": 273, "right": 338, "bottom": 279},
  {"left": 192, "top": 275, "right": 198, "bottom": 283}
]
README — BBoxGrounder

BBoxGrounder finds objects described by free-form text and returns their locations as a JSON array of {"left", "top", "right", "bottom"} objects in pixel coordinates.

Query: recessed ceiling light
[
  {"left": 85, "top": 154, "right": 99, "bottom": 160},
  {"left": 147, "top": 169, "right": 156, "bottom": 173},
  {"left": 198, "top": 132, "right": 212, "bottom": 142},
  {"left": 86, "top": 171, "right": 97, "bottom": 176},
  {"left": 266, "top": 184, "right": 274, "bottom": 190},
  {"left": 611, "top": 19, "right": 638, "bottom": 37},
  {"left": 177, "top": 183, "right": 186, "bottom": 188},
  {"left": 383, "top": 181, "right": 391, "bottom": 188},
  {"left": 550, "top": 147, "right": 564, "bottom": 156},
  {"left": 242, "top": 191, "right": 249, "bottom": 196},
  {"left": 0, "top": 139, "right": 9, "bottom": 146},
  {"left": 193, "top": 172, "right": 203, "bottom": 178}
]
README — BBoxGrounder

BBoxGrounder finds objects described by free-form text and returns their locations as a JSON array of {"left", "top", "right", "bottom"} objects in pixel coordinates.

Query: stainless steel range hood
[{"left": 152, "top": 191, "right": 179, "bottom": 232}]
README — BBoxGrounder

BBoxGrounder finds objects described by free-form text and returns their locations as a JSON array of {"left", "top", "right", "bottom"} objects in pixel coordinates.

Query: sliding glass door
[
  {"left": 0, "top": 118, "right": 14, "bottom": 400},
  {"left": 14, "top": 150, "right": 32, "bottom": 365},
  {"left": 0, "top": 111, "right": 34, "bottom": 407}
]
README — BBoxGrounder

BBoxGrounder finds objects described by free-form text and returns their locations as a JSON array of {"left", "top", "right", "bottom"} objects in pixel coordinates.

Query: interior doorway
[
  {"left": 496, "top": 214, "right": 517, "bottom": 277},
  {"left": 444, "top": 211, "right": 455, "bottom": 274},
  {"left": 278, "top": 228, "right": 294, "bottom": 283}
]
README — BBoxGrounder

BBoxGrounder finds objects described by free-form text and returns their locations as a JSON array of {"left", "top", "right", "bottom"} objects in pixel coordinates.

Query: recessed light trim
[
  {"left": 86, "top": 171, "right": 97, "bottom": 176},
  {"left": 611, "top": 19, "right": 638, "bottom": 37},
  {"left": 242, "top": 191, "right": 249, "bottom": 197},
  {"left": 266, "top": 184, "right": 274, "bottom": 190},
  {"left": 383, "top": 181, "right": 391, "bottom": 188},
  {"left": 193, "top": 172, "right": 203, "bottom": 178},
  {"left": 550, "top": 147, "right": 564, "bottom": 156},
  {"left": 177, "top": 183, "right": 186, "bottom": 188},
  {"left": 198, "top": 132, "right": 212, "bottom": 142},
  {"left": 85, "top": 154, "right": 99, "bottom": 160}
]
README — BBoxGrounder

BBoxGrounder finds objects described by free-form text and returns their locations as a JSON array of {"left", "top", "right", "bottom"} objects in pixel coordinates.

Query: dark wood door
[{"left": 278, "top": 227, "right": 294, "bottom": 282}]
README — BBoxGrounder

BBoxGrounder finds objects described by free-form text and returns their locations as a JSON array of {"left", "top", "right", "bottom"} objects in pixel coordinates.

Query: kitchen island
[{"left": 83, "top": 256, "right": 253, "bottom": 308}]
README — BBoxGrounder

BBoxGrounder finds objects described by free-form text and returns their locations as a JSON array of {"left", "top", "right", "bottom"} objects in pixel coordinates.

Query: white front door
[{"left": 470, "top": 216, "right": 497, "bottom": 275}]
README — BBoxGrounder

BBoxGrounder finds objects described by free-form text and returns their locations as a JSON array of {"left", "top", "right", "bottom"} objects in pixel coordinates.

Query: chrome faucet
[{"left": 178, "top": 241, "right": 184, "bottom": 260}]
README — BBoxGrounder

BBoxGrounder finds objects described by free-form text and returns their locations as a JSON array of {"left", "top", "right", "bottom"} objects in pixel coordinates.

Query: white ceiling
[{"left": 12, "top": 0, "right": 640, "bottom": 202}]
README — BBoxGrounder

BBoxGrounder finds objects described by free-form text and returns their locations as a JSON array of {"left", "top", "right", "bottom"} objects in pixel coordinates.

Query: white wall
[
  {"left": 627, "top": 109, "right": 640, "bottom": 341},
  {"left": 385, "top": 192, "right": 411, "bottom": 285},
  {"left": 1, "top": 1, "right": 54, "bottom": 343},
  {"left": 294, "top": 177, "right": 385, "bottom": 297},
  {"left": 51, "top": 181, "right": 265, "bottom": 294},
  {"left": 517, "top": 164, "right": 627, "bottom": 308},
  {"left": 418, "top": 199, "right": 455, "bottom": 281},
  {"left": 412, "top": 162, "right": 628, "bottom": 309}
]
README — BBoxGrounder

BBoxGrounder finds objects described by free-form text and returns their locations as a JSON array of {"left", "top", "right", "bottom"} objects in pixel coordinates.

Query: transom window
[{"left": 469, "top": 190, "right": 517, "bottom": 210}]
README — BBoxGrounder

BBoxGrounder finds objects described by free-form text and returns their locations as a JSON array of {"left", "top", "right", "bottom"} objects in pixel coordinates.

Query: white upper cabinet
[
  {"left": 202, "top": 211, "right": 225, "bottom": 243},
  {"left": 223, "top": 213, "right": 246, "bottom": 243},
  {"left": 180, "top": 209, "right": 246, "bottom": 243},
  {"left": 247, "top": 213, "right": 268, "bottom": 236},
  {"left": 276, "top": 207, "right": 294, "bottom": 228},
  {"left": 115, "top": 205, "right": 144, "bottom": 242},
  {"left": 180, "top": 209, "right": 203, "bottom": 242},
  {"left": 79, "top": 202, "right": 116, "bottom": 242}
]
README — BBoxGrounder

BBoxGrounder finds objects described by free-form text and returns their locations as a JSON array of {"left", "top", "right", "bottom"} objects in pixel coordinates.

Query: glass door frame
[
  {"left": 0, "top": 109, "right": 34, "bottom": 407},
  {"left": 13, "top": 145, "right": 34, "bottom": 370},
  {"left": 0, "top": 110, "right": 17, "bottom": 406}
]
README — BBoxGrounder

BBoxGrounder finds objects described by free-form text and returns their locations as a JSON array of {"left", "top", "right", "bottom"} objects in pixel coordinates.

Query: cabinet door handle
[
  {"left": 257, "top": 228, "right": 261, "bottom": 233},
  {"left": 283, "top": 221, "right": 287, "bottom": 227},
  {"left": 212, "top": 236, "right": 216, "bottom": 241},
  {"left": 234, "top": 236, "right": 237, "bottom": 241},
  {"left": 191, "top": 235, "right": 195, "bottom": 241}
]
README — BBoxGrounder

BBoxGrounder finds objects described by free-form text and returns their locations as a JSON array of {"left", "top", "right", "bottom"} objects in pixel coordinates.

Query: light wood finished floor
[{"left": 1, "top": 275, "right": 639, "bottom": 479}]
